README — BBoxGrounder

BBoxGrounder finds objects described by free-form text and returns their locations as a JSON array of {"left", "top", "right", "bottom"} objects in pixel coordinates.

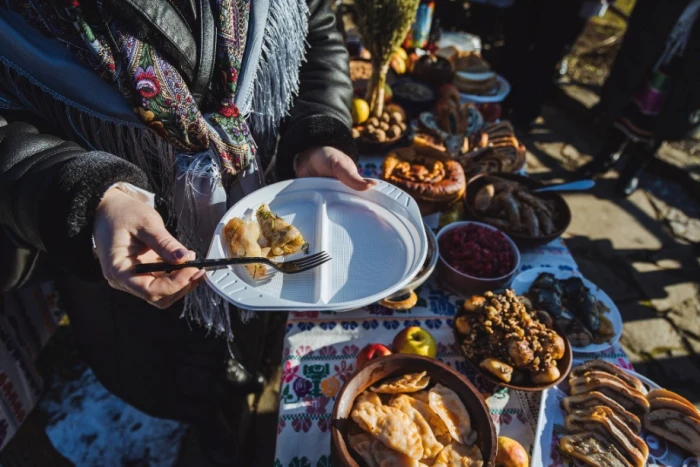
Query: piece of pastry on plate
[
  {"left": 643, "top": 409, "right": 700, "bottom": 457},
  {"left": 256, "top": 204, "right": 306, "bottom": 256},
  {"left": 223, "top": 218, "right": 267, "bottom": 279},
  {"left": 348, "top": 432, "right": 379, "bottom": 467},
  {"left": 398, "top": 395, "right": 449, "bottom": 437},
  {"left": 559, "top": 432, "right": 633, "bottom": 467},
  {"left": 428, "top": 384, "right": 474, "bottom": 445},
  {"left": 647, "top": 389, "right": 700, "bottom": 416},
  {"left": 370, "top": 439, "right": 421, "bottom": 467},
  {"left": 390, "top": 395, "right": 444, "bottom": 460},
  {"left": 432, "top": 442, "right": 483, "bottom": 467},
  {"left": 374, "top": 405, "right": 424, "bottom": 459},
  {"left": 371, "top": 372, "right": 430, "bottom": 394},
  {"left": 562, "top": 391, "right": 641, "bottom": 434},
  {"left": 569, "top": 373, "right": 650, "bottom": 416},
  {"left": 565, "top": 406, "right": 648, "bottom": 467},
  {"left": 570, "top": 360, "right": 645, "bottom": 393}
]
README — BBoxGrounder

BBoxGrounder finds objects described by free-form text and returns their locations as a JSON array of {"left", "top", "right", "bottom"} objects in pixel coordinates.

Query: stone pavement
[{"left": 521, "top": 99, "right": 700, "bottom": 408}]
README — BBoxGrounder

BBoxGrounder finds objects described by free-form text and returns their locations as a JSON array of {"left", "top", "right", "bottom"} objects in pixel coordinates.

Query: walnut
[
  {"left": 390, "top": 111, "right": 404, "bottom": 124},
  {"left": 380, "top": 112, "right": 391, "bottom": 123},
  {"left": 351, "top": 128, "right": 361, "bottom": 139},
  {"left": 372, "top": 129, "right": 387, "bottom": 142},
  {"left": 367, "top": 117, "right": 380, "bottom": 127},
  {"left": 386, "top": 125, "right": 402, "bottom": 138},
  {"left": 379, "top": 122, "right": 390, "bottom": 131}
]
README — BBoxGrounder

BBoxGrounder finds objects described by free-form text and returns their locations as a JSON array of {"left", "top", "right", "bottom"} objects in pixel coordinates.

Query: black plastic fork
[{"left": 132, "top": 251, "right": 331, "bottom": 274}]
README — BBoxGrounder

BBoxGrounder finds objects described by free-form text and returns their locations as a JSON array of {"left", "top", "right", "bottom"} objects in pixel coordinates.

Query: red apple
[
  {"left": 479, "top": 103, "right": 502, "bottom": 123},
  {"left": 357, "top": 344, "right": 392, "bottom": 368},
  {"left": 392, "top": 326, "right": 437, "bottom": 358}
]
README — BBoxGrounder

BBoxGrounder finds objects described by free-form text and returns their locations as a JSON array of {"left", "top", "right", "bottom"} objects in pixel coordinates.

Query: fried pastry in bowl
[
  {"left": 382, "top": 147, "right": 466, "bottom": 215},
  {"left": 331, "top": 355, "right": 496, "bottom": 466}
]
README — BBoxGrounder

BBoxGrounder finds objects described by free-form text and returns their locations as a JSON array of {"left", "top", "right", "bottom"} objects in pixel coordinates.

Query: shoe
[
  {"left": 575, "top": 152, "right": 621, "bottom": 179},
  {"left": 198, "top": 413, "right": 239, "bottom": 465},
  {"left": 614, "top": 143, "right": 656, "bottom": 197},
  {"left": 616, "top": 175, "right": 640, "bottom": 197}
]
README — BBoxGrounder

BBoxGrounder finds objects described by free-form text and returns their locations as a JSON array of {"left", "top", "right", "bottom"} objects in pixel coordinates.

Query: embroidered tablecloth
[{"left": 273, "top": 159, "right": 632, "bottom": 467}]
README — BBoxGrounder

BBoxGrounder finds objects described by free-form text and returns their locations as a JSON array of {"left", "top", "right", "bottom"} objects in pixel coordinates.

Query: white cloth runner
[{"left": 272, "top": 159, "right": 633, "bottom": 467}]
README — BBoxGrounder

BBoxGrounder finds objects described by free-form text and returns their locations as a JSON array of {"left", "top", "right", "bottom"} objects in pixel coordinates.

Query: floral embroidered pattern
[{"left": 11, "top": 0, "right": 253, "bottom": 175}]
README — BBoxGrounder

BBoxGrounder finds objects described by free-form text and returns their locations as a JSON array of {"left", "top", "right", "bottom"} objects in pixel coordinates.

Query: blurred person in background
[
  {"left": 577, "top": 0, "right": 700, "bottom": 196},
  {"left": 498, "top": 0, "right": 591, "bottom": 129},
  {"left": 0, "top": 0, "right": 363, "bottom": 463}
]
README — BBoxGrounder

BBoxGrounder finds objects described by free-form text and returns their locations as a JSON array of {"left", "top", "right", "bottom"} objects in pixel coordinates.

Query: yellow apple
[
  {"left": 495, "top": 436, "right": 529, "bottom": 467},
  {"left": 392, "top": 326, "right": 437, "bottom": 358}
]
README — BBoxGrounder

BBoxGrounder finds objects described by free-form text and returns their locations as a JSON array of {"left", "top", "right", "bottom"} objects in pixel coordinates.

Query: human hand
[
  {"left": 93, "top": 187, "right": 204, "bottom": 309},
  {"left": 295, "top": 146, "right": 375, "bottom": 191}
]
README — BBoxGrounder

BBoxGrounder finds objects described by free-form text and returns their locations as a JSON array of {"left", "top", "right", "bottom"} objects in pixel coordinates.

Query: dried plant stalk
[{"left": 355, "top": 0, "right": 420, "bottom": 116}]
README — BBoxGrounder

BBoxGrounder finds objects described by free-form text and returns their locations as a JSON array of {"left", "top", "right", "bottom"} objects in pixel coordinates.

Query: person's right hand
[{"left": 93, "top": 187, "right": 204, "bottom": 309}]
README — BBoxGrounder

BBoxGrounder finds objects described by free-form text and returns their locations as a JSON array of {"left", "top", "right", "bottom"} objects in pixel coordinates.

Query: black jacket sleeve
[
  {"left": 275, "top": 0, "right": 357, "bottom": 180},
  {"left": 0, "top": 115, "right": 150, "bottom": 279}
]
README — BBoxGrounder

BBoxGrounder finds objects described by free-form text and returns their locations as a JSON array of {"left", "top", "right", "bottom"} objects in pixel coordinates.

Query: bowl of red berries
[{"left": 436, "top": 221, "right": 520, "bottom": 295}]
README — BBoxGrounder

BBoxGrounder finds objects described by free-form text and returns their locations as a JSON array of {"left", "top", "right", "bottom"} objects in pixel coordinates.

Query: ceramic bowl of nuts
[{"left": 352, "top": 104, "right": 408, "bottom": 153}]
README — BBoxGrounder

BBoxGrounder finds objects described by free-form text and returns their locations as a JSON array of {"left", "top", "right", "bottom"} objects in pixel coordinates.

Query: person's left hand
[{"left": 295, "top": 146, "right": 375, "bottom": 191}]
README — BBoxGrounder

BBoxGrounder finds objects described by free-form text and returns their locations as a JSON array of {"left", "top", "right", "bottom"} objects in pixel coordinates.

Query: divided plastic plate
[
  {"left": 204, "top": 178, "right": 428, "bottom": 312},
  {"left": 511, "top": 267, "right": 623, "bottom": 353}
]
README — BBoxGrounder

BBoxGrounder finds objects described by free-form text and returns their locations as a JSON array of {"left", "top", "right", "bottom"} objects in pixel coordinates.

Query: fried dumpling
[
  {"left": 371, "top": 372, "right": 430, "bottom": 394},
  {"left": 224, "top": 217, "right": 266, "bottom": 279},
  {"left": 428, "top": 384, "right": 473, "bottom": 445},
  {"left": 348, "top": 432, "right": 378, "bottom": 467},
  {"left": 432, "top": 442, "right": 483, "bottom": 467},
  {"left": 559, "top": 433, "right": 633, "bottom": 467},
  {"left": 374, "top": 406, "right": 424, "bottom": 460},
  {"left": 352, "top": 398, "right": 385, "bottom": 433},
  {"left": 391, "top": 395, "right": 444, "bottom": 460},
  {"left": 411, "top": 391, "right": 430, "bottom": 404},
  {"left": 570, "top": 360, "right": 645, "bottom": 393},
  {"left": 256, "top": 204, "right": 306, "bottom": 256},
  {"left": 355, "top": 391, "right": 383, "bottom": 409},
  {"left": 399, "top": 396, "right": 449, "bottom": 437},
  {"left": 370, "top": 439, "right": 420, "bottom": 467}
]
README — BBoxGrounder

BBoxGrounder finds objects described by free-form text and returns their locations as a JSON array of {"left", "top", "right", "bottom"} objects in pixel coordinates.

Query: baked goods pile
[
  {"left": 382, "top": 147, "right": 466, "bottom": 215},
  {"left": 223, "top": 204, "right": 307, "bottom": 279},
  {"left": 558, "top": 360, "right": 700, "bottom": 465},
  {"left": 454, "top": 290, "right": 567, "bottom": 386},
  {"left": 469, "top": 177, "right": 558, "bottom": 237},
  {"left": 352, "top": 107, "right": 408, "bottom": 143},
  {"left": 452, "top": 53, "right": 499, "bottom": 97},
  {"left": 523, "top": 273, "right": 615, "bottom": 348},
  {"left": 559, "top": 360, "right": 651, "bottom": 466},
  {"left": 349, "top": 372, "right": 483, "bottom": 466},
  {"left": 460, "top": 122, "right": 524, "bottom": 177}
]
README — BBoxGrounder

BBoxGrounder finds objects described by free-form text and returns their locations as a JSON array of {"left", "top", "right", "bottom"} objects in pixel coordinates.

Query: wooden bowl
[
  {"left": 354, "top": 104, "right": 408, "bottom": 154},
  {"left": 331, "top": 355, "right": 497, "bottom": 466},
  {"left": 463, "top": 173, "right": 572, "bottom": 248},
  {"left": 453, "top": 318, "right": 573, "bottom": 392}
]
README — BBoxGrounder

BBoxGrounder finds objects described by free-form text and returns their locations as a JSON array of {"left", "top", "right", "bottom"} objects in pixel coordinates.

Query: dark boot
[
  {"left": 575, "top": 127, "right": 629, "bottom": 179},
  {"left": 615, "top": 142, "right": 660, "bottom": 197}
]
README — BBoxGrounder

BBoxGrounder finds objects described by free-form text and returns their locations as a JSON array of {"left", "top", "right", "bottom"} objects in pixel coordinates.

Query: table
[{"left": 273, "top": 159, "right": 633, "bottom": 467}]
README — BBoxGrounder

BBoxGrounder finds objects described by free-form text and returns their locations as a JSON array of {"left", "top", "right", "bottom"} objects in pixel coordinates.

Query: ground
[{"left": 2, "top": 4, "right": 699, "bottom": 463}]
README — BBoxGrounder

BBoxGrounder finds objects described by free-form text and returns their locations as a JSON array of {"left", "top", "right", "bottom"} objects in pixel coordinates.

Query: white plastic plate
[
  {"left": 204, "top": 178, "right": 428, "bottom": 312},
  {"left": 511, "top": 266, "right": 623, "bottom": 353},
  {"left": 532, "top": 367, "right": 693, "bottom": 467}
]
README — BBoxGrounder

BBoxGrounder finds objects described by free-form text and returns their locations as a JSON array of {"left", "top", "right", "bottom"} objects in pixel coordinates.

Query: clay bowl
[
  {"left": 463, "top": 173, "right": 572, "bottom": 248},
  {"left": 391, "top": 79, "right": 436, "bottom": 118},
  {"left": 435, "top": 221, "right": 520, "bottom": 297},
  {"left": 354, "top": 103, "right": 408, "bottom": 154},
  {"left": 331, "top": 354, "right": 497, "bottom": 466},
  {"left": 452, "top": 316, "right": 573, "bottom": 392}
]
